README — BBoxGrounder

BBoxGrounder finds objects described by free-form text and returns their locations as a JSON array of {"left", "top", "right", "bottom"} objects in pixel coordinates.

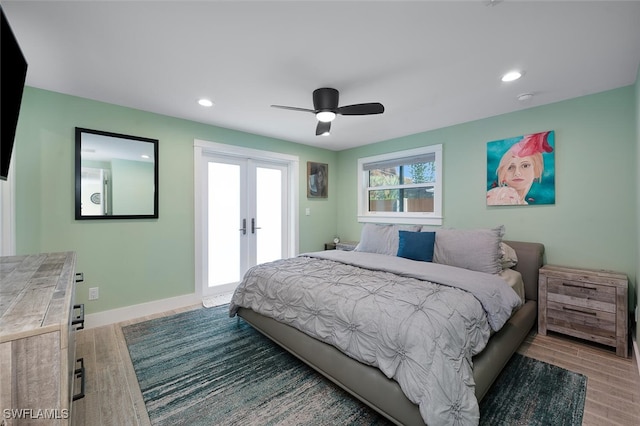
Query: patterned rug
[{"left": 122, "top": 305, "right": 587, "bottom": 425}]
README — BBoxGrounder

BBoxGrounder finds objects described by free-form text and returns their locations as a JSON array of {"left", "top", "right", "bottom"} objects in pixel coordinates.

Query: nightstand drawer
[
  {"left": 546, "top": 300, "right": 616, "bottom": 340},
  {"left": 547, "top": 278, "right": 616, "bottom": 313}
]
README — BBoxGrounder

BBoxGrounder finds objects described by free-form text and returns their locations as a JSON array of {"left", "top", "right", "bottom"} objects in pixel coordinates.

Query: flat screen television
[{"left": 1, "top": 5, "right": 28, "bottom": 181}]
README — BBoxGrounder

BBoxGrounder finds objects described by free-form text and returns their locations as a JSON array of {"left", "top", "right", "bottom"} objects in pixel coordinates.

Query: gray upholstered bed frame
[{"left": 237, "top": 240, "right": 544, "bottom": 425}]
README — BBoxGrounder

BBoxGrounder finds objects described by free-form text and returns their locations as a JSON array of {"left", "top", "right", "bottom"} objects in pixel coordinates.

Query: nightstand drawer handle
[
  {"left": 562, "top": 282, "right": 597, "bottom": 290},
  {"left": 562, "top": 306, "right": 597, "bottom": 316}
]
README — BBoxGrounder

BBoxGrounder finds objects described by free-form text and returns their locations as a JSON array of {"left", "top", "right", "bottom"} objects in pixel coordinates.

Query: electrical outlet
[{"left": 88, "top": 287, "right": 99, "bottom": 300}]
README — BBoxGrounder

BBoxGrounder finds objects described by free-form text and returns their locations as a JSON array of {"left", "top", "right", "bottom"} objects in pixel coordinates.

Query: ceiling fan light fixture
[{"left": 316, "top": 111, "right": 336, "bottom": 122}]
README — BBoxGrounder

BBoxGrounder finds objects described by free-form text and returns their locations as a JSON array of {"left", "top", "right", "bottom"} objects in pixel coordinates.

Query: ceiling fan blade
[
  {"left": 336, "top": 103, "right": 385, "bottom": 116},
  {"left": 316, "top": 121, "right": 331, "bottom": 136},
  {"left": 271, "top": 105, "right": 316, "bottom": 113}
]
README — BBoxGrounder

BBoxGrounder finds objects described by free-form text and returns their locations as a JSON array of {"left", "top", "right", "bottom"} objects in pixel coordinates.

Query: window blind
[{"left": 362, "top": 152, "right": 435, "bottom": 171}]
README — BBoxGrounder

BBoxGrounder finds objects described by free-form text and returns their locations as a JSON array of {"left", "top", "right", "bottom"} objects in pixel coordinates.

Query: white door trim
[{"left": 0, "top": 165, "right": 16, "bottom": 257}]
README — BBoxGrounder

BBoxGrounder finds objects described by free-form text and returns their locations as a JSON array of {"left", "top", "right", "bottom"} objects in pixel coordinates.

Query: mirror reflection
[{"left": 75, "top": 128, "right": 158, "bottom": 219}]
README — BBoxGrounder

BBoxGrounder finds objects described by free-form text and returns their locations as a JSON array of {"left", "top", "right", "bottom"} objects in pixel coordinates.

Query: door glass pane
[
  {"left": 256, "top": 167, "right": 282, "bottom": 265},
  {"left": 208, "top": 162, "right": 241, "bottom": 287}
]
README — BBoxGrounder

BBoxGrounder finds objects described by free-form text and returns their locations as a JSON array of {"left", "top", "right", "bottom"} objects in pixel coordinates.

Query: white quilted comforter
[{"left": 229, "top": 250, "right": 522, "bottom": 425}]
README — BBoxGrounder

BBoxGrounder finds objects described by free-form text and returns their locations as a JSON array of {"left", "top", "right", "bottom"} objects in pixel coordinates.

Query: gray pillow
[
  {"left": 432, "top": 226, "right": 505, "bottom": 274},
  {"left": 355, "top": 223, "right": 420, "bottom": 256}
]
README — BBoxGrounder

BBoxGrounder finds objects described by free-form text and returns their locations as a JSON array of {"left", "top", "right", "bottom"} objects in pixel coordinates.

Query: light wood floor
[{"left": 71, "top": 305, "right": 640, "bottom": 426}]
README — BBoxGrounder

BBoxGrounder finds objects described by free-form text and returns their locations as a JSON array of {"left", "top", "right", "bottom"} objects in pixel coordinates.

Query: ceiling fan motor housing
[{"left": 313, "top": 88, "right": 339, "bottom": 111}]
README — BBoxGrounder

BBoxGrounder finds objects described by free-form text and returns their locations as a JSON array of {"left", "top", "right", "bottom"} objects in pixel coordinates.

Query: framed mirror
[{"left": 75, "top": 127, "right": 158, "bottom": 219}]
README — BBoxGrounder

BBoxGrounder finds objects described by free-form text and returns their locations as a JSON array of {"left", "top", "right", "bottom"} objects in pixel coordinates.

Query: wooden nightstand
[
  {"left": 325, "top": 241, "right": 358, "bottom": 251},
  {"left": 538, "top": 264, "right": 628, "bottom": 357}
]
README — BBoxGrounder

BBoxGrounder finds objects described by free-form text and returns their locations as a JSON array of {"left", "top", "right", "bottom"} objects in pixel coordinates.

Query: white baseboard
[{"left": 84, "top": 293, "right": 201, "bottom": 329}]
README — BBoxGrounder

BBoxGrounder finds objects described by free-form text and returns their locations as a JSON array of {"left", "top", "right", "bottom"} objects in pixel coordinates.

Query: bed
[{"left": 230, "top": 225, "right": 544, "bottom": 425}]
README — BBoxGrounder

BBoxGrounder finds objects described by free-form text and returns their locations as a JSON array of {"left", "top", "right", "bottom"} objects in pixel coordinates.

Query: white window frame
[{"left": 357, "top": 144, "right": 442, "bottom": 226}]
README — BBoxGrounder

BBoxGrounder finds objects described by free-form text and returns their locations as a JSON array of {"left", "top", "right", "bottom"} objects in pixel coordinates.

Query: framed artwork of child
[{"left": 487, "top": 130, "right": 555, "bottom": 206}]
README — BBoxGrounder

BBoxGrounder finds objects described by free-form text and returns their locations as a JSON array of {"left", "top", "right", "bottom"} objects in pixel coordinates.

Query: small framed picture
[{"left": 307, "top": 162, "right": 328, "bottom": 198}]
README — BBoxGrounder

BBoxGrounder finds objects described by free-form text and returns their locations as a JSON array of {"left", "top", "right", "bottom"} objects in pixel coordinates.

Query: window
[{"left": 357, "top": 144, "right": 442, "bottom": 225}]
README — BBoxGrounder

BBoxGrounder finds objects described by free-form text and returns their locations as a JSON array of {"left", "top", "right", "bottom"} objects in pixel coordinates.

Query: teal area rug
[
  {"left": 479, "top": 353, "right": 587, "bottom": 426},
  {"left": 122, "top": 305, "right": 587, "bottom": 425}
]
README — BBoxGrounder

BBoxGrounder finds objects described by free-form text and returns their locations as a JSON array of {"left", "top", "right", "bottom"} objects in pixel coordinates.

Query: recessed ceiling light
[
  {"left": 501, "top": 71, "right": 523, "bottom": 82},
  {"left": 198, "top": 98, "right": 214, "bottom": 107},
  {"left": 141, "top": 154, "right": 150, "bottom": 159}
]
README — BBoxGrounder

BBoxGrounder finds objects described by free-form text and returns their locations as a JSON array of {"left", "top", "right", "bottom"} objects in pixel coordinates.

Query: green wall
[
  {"left": 336, "top": 87, "right": 637, "bottom": 310},
  {"left": 12, "top": 85, "right": 639, "bottom": 316},
  {"left": 14, "top": 88, "right": 337, "bottom": 314},
  {"left": 110, "top": 159, "right": 154, "bottom": 215}
]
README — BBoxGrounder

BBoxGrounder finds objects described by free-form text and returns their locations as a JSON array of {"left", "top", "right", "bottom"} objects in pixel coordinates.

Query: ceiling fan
[{"left": 271, "top": 88, "right": 384, "bottom": 136}]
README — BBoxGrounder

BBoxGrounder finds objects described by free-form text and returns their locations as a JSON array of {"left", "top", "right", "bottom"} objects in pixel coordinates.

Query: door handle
[
  {"left": 239, "top": 218, "right": 246, "bottom": 235},
  {"left": 251, "top": 218, "right": 261, "bottom": 234}
]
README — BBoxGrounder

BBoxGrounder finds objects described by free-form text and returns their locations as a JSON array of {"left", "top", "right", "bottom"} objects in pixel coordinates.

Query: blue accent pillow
[{"left": 397, "top": 231, "right": 436, "bottom": 262}]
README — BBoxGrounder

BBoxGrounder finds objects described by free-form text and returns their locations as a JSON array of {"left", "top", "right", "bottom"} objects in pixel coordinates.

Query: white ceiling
[{"left": 3, "top": 0, "right": 640, "bottom": 151}]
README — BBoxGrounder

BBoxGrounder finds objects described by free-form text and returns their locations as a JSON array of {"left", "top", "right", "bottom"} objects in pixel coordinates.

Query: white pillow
[
  {"left": 500, "top": 242, "right": 518, "bottom": 270},
  {"left": 432, "top": 225, "right": 505, "bottom": 274}
]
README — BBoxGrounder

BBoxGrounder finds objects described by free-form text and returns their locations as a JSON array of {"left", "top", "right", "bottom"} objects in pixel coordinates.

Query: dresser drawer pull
[
  {"left": 72, "top": 304, "right": 85, "bottom": 330},
  {"left": 562, "top": 306, "right": 597, "bottom": 316},
  {"left": 73, "top": 358, "right": 85, "bottom": 401},
  {"left": 562, "top": 282, "right": 597, "bottom": 290}
]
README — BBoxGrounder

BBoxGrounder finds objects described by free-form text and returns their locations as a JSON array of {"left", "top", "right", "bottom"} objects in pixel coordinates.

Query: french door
[{"left": 194, "top": 140, "right": 298, "bottom": 298}]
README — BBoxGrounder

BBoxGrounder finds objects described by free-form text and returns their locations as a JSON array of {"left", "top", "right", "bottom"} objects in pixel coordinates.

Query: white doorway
[
  {"left": 194, "top": 140, "right": 299, "bottom": 298},
  {"left": 0, "top": 165, "right": 16, "bottom": 256},
  {"left": 80, "top": 167, "right": 111, "bottom": 216}
]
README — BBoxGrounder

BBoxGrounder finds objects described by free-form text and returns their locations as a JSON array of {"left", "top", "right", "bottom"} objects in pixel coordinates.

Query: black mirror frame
[{"left": 75, "top": 127, "right": 159, "bottom": 220}]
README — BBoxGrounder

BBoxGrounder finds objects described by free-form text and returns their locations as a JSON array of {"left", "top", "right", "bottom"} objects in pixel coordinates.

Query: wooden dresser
[
  {"left": 538, "top": 264, "right": 628, "bottom": 357},
  {"left": 0, "top": 252, "right": 83, "bottom": 425}
]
